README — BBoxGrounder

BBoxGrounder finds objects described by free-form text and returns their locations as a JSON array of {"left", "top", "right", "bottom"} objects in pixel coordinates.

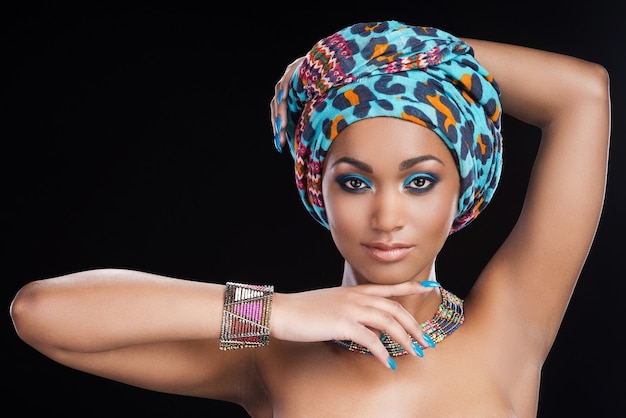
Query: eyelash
[
  {"left": 336, "top": 174, "right": 372, "bottom": 193},
  {"left": 336, "top": 173, "right": 439, "bottom": 193},
  {"left": 402, "top": 173, "right": 438, "bottom": 193}
]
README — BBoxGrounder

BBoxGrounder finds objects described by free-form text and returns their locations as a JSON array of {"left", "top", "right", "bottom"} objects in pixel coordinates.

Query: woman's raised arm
[{"left": 465, "top": 38, "right": 611, "bottom": 353}]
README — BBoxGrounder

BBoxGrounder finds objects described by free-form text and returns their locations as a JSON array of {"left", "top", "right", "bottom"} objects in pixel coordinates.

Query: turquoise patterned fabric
[{"left": 285, "top": 20, "right": 503, "bottom": 233}]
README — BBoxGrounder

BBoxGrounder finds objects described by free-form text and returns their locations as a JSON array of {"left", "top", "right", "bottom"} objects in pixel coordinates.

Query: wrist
[{"left": 218, "top": 282, "right": 274, "bottom": 350}]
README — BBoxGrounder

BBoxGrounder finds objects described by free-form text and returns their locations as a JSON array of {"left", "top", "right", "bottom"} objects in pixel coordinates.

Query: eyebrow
[
  {"left": 398, "top": 155, "right": 445, "bottom": 170},
  {"left": 331, "top": 157, "right": 373, "bottom": 173},
  {"left": 331, "top": 155, "right": 445, "bottom": 173}
]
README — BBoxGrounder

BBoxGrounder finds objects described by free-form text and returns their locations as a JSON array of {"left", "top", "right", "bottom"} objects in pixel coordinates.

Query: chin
[
  {"left": 344, "top": 256, "right": 431, "bottom": 285},
  {"left": 354, "top": 267, "right": 420, "bottom": 285}
]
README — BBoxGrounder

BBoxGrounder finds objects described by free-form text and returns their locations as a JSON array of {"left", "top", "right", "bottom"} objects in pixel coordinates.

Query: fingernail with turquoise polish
[
  {"left": 273, "top": 133, "right": 282, "bottom": 153},
  {"left": 412, "top": 341, "right": 424, "bottom": 357},
  {"left": 273, "top": 116, "right": 283, "bottom": 152},
  {"left": 420, "top": 280, "right": 441, "bottom": 288},
  {"left": 387, "top": 356, "right": 397, "bottom": 371},
  {"left": 277, "top": 89, "right": 283, "bottom": 104},
  {"left": 423, "top": 334, "right": 436, "bottom": 348}
]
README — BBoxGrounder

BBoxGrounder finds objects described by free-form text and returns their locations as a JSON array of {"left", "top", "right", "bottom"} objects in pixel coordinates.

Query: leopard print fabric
[{"left": 285, "top": 20, "right": 503, "bottom": 233}]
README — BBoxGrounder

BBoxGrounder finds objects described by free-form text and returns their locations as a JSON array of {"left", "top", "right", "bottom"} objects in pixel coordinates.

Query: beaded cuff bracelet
[{"left": 219, "top": 282, "right": 274, "bottom": 350}]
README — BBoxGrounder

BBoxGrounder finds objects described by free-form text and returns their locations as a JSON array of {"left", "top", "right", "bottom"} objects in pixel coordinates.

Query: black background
[{"left": 3, "top": 2, "right": 624, "bottom": 416}]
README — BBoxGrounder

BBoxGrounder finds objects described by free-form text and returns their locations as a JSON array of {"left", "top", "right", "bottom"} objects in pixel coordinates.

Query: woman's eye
[
  {"left": 404, "top": 174, "right": 438, "bottom": 192},
  {"left": 337, "top": 175, "right": 372, "bottom": 192}
]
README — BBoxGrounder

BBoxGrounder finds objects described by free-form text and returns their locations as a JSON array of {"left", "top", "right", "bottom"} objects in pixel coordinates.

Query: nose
[{"left": 370, "top": 187, "right": 406, "bottom": 232}]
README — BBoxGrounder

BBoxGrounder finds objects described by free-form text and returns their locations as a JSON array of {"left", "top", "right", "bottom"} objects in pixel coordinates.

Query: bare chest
[{"left": 258, "top": 338, "right": 532, "bottom": 418}]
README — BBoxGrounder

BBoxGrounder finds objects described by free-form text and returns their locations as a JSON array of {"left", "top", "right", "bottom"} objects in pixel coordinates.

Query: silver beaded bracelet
[{"left": 219, "top": 282, "right": 274, "bottom": 350}]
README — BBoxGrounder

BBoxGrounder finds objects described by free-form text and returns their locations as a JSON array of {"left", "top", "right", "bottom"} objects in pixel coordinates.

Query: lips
[{"left": 362, "top": 243, "right": 414, "bottom": 262}]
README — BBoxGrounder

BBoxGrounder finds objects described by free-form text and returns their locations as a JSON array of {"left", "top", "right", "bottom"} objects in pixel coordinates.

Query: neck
[{"left": 340, "top": 260, "right": 443, "bottom": 323}]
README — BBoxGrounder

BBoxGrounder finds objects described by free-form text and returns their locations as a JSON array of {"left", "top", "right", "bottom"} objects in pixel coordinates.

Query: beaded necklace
[{"left": 331, "top": 288, "right": 464, "bottom": 357}]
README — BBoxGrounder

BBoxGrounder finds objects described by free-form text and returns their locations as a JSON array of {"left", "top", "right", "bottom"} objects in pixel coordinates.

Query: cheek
[
  {"left": 417, "top": 191, "right": 458, "bottom": 234},
  {"left": 324, "top": 192, "right": 363, "bottom": 236},
  {"left": 412, "top": 199, "right": 456, "bottom": 239},
  {"left": 400, "top": 183, "right": 459, "bottom": 242},
  {"left": 322, "top": 184, "right": 367, "bottom": 255}
]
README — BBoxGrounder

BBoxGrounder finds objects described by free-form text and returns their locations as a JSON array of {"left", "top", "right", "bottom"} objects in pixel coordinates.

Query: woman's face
[{"left": 321, "top": 117, "right": 460, "bottom": 285}]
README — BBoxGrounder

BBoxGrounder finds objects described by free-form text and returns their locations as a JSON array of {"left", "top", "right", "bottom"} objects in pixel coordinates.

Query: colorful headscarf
[{"left": 284, "top": 20, "right": 503, "bottom": 233}]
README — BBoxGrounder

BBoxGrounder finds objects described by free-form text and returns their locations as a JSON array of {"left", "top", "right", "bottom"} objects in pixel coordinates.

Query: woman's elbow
[
  {"left": 10, "top": 280, "right": 56, "bottom": 349},
  {"left": 581, "top": 61, "right": 610, "bottom": 105}
]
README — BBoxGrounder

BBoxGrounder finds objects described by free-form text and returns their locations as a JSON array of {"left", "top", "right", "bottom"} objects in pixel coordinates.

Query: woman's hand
[
  {"left": 271, "top": 280, "right": 439, "bottom": 368},
  {"left": 270, "top": 56, "right": 305, "bottom": 152}
]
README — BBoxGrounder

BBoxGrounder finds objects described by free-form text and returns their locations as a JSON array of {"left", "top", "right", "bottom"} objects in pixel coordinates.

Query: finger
[
  {"left": 277, "top": 73, "right": 294, "bottom": 148},
  {"left": 346, "top": 324, "right": 398, "bottom": 370},
  {"left": 270, "top": 83, "right": 284, "bottom": 152},
  {"left": 270, "top": 82, "right": 288, "bottom": 149},
  {"left": 358, "top": 297, "right": 422, "bottom": 357},
  {"left": 276, "top": 83, "right": 287, "bottom": 148},
  {"left": 358, "top": 280, "right": 439, "bottom": 298},
  {"left": 272, "top": 57, "right": 305, "bottom": 150},
  {"left": 270, "top": 81, "right": 282, "bottom": 130},
  {"left": 357, "top": 283, "right": 441, "bottom": 350}
]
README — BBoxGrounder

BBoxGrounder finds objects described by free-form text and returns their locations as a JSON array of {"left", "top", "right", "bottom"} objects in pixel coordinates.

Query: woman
[{"left": 10, "top": 20, "right": 610, "bottom": 417}]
